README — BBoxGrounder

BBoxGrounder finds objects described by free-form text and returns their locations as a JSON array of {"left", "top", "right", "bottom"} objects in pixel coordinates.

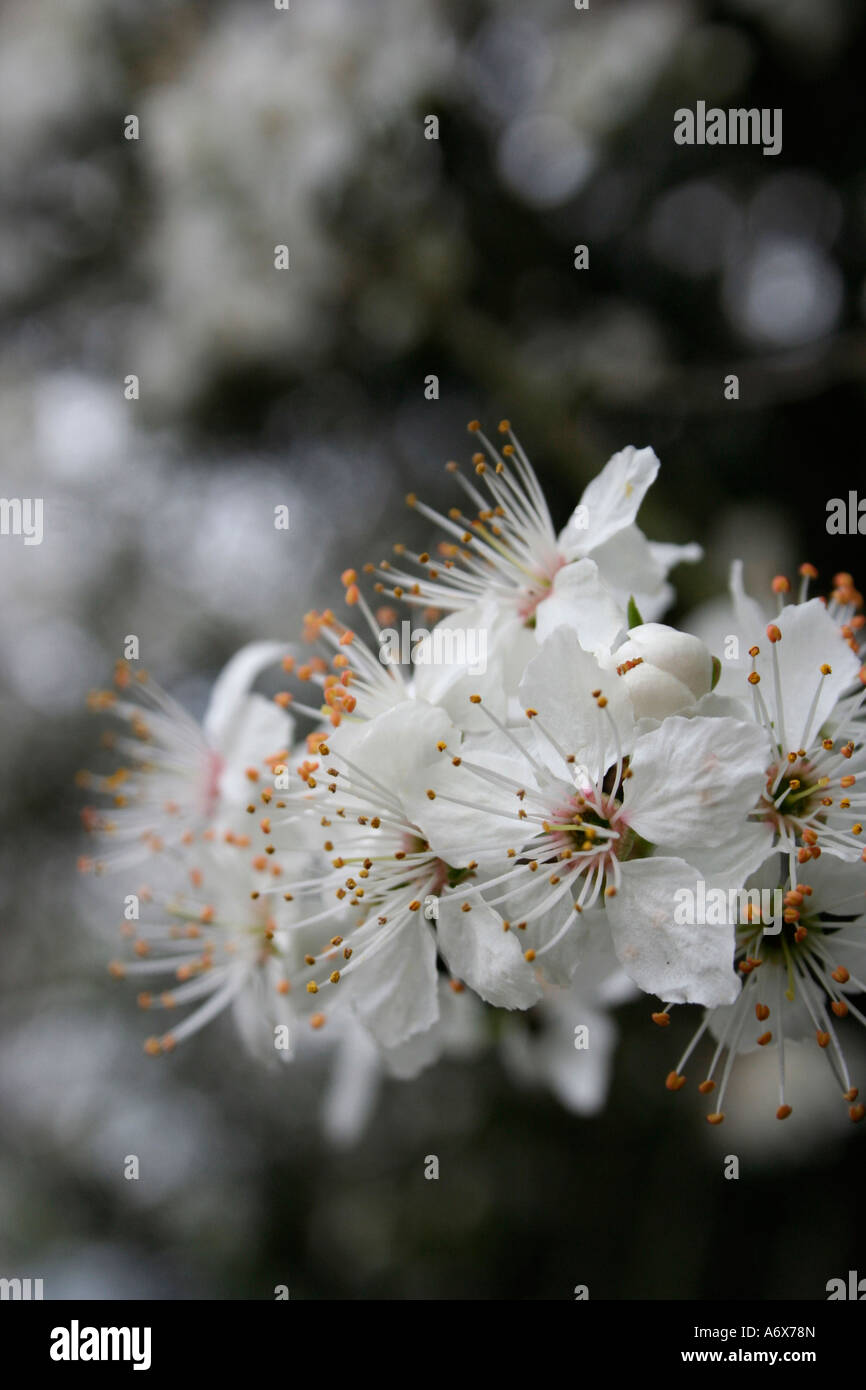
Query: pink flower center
[
  {"left": 200, "top": 749, "right": 225, "bottom": 818},
  {"left": 517, "top": 553, "right": 566, "bottom": 622}
]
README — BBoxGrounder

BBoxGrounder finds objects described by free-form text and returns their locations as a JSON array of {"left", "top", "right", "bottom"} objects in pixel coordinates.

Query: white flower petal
[
  {"left": 501, "top": 997, "right": 617, "bottom": 1116},
  {"left": 352, "top": 916, "right": 439, "bottom": 1050},
  {"left": 412, "top": 603, "right": 535, "bottom": 731},
  {"left": 648, "top": 539, "right": 703, "bottom": 575},
  {"left": 321, "top": 1022, "right": 382, "bottom": 1147},
  {"left": 534, "top": 557, "right": 626, "bottom": 652},
  {"left": 559, "top": 445, "right": 660, "bottom": 557},
  {"left": 683, "top": 821, "right": 776, "bottom": 884},
  {"left": 730, "top": 558, "right": 767, "bottom": 642},
  {"left": 545, "top": 1004, "right": 618, "bottom": 1115},
  {"left": 588, "top": 524, "right": 665, "bottom": 606},
  {"left": 216, "top": 693, "right": 292, "bottom": 806},
  {"left": 607, "top": 857, "right": 741, "bottom": 1006},
  {"left": 571, "top": 908, "right": 639, "bottom": 1006},
  {"left": 378, "top": 1020, "right": 445, "bottom": 1080},
  {"left": 343, "top": 699, "right": 455, "bottom": 788},
  {"left": 437, "top": 892, "right": 543, "bottom": 1009},
  {"left": 495, "top": 873, "right": 582, "bottom": 986},
  {"left": 614, "top": 623, "right": 714, "bottom": 699},
  {"left": 203, "top": 640, "right": 287, "bottom": 747},
  {"left": 519, "top": 626, "right": 635, "bottom": 782},
  {"left": 404, "top": 741, "right": 539, "bottom": 865},
  {"left": 614, "top": 664, "right": 696, "bottom": 721},
  {"left": 624, "top": 715, "right": 768, "bottom": 849},
  {"left": 768, "top": 599, "right": 861, "bottom": 749},
  {"left": 692, "top": 691, "right": 752, "bottom": 720}
]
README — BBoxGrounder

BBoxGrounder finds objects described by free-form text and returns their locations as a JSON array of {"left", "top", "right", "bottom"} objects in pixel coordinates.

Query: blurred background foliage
[{"left": 1, "top": 0, "right": 864, "bottom": 1299}]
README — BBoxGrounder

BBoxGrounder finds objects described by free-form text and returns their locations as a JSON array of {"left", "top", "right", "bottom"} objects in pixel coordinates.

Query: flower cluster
[{"left": 79, "top": 423, "right": 866, "bottom": 1131}]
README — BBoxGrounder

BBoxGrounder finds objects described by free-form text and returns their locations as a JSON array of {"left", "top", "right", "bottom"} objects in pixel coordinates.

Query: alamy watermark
[
  {"left": 674, "top": 882, "right": 783, "bottom": 934},
  {"left": 674, "top": 102, "right": 782, "bottom": 157},
  {"left": 50, "top": 1321, "right": 151, "bottom": 1371},
  {"left": 379, "top": 619, "right": 487, "bottom": 675},
  {"left": 0, "top": 1277, "right": 43, "bottom": 1300},
  {"left": 0, "top": 497, "right": 43, "bottom": 545},
  {"left": 826, "top": 1270, "right": 866, "bottom": 1300},
  {"left": 826, "top": 492, "right": 866, "bottom": 535}
]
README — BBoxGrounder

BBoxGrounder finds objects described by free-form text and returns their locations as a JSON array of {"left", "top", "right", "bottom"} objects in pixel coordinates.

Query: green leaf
[
  {"left": 626, "top": 596, "right": 644, "bottom": 630},
  {"left": 711, "top": 655, "right": 722, "bottom": 689}
]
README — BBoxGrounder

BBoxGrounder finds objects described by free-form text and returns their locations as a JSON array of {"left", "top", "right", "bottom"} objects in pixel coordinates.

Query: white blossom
[
  {"left": 663, "top": 854, "right": 866, "bottom": 1128},
  {"left": 79, "top": 642, "right": 289, "bottom": 873}
]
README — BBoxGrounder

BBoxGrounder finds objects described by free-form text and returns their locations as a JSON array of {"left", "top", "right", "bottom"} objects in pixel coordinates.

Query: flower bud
[{"left": 609, "top": 623, "right": 714, "bottom": 720}]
